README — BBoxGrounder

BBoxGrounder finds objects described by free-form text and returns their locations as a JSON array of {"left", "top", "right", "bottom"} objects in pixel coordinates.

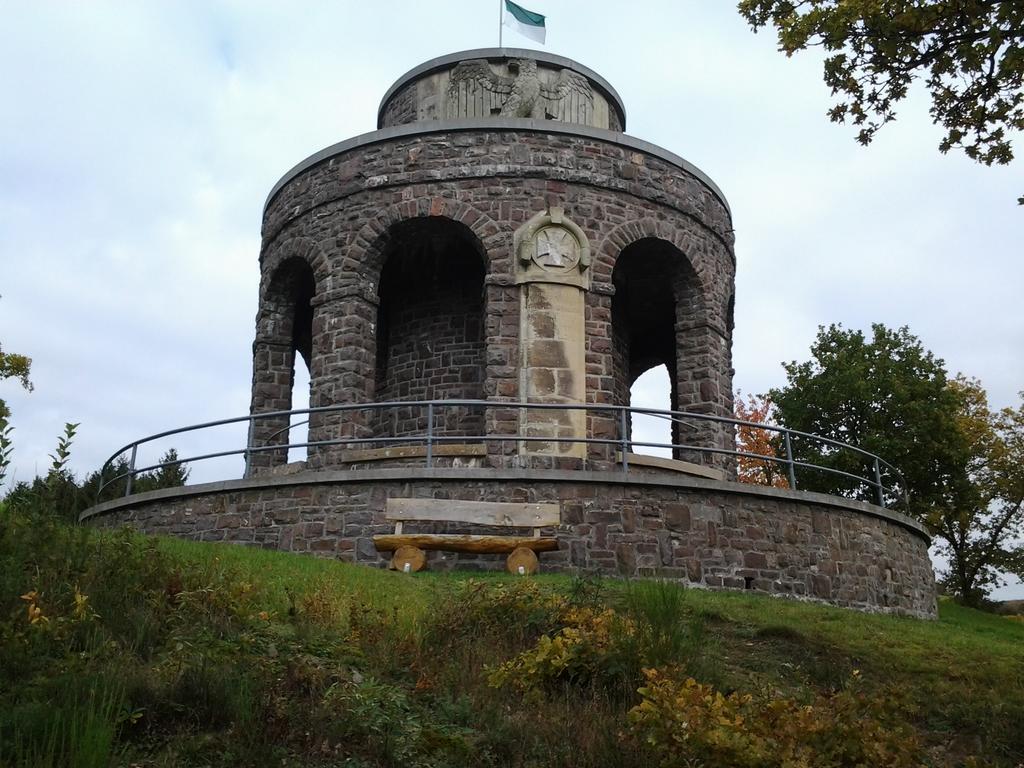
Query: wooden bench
[{"left": 373, "top": 498, "right": 560, "bottom": 574}]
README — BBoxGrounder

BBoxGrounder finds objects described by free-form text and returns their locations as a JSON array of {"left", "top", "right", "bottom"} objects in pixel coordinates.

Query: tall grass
[
  {"left": 620, "top": 579, "right": 709, "bottom": 672},
  {"left": 0, "top": 676, "right": 123, "bottom": 768}
]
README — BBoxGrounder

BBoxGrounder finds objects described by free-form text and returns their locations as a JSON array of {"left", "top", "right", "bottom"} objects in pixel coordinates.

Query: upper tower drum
[
  {"left": 378, "top": 50, "right": 627, "bottom": 130},
  {"left": 249, "top": 48, "right": 736, "bottom": 475}
]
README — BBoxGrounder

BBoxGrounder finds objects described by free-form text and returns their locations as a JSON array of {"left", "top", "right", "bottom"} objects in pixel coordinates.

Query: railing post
[
  {"left": 125, "top": 444, "right": 138, "bottom": 497},
  {"left": 873, "top": 457, "right": 885, "bottom": 507},
  {"left": 783, "top": 431, "right": 797, "bottom": 491},
  {"left": 425, "top": 402, "right": 434, "bottom": 468},
  {"left": 619, "top": 408, "right": 629, "bottom": 472},
  {"left": 243, "top": 417, "right": 254, "bottom": 478}
]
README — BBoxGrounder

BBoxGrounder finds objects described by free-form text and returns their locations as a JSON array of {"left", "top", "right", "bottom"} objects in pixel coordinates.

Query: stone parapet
[{"left": 83, "top": 469, "right": 937, "bottom": 619}]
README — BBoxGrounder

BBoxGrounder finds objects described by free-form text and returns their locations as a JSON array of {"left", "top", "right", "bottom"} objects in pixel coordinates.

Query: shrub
[
  {"left": 627, "top": 668, "right": 923, "bottom": 768},
  {"left": 421, "top": 578, "right": 568, "bottom": 652},
  {"left": 488, "top": 606, "right": 639, "bottom": 695}
]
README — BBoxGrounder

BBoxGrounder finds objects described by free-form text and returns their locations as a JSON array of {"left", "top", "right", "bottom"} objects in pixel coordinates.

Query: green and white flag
[{"left": 503, "top": 0, "right": 546, "bottom": 44}]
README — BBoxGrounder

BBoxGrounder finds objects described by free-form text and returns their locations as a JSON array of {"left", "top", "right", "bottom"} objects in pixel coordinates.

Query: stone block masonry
[{"left": 253, "top": 125, "right": 736, "bottom": 472}]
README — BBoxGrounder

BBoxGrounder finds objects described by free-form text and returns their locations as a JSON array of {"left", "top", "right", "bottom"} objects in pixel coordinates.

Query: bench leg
[
  {"left": 506, "top": 547, "right": 539, "bottom": 575},
  {"left": 391, "top": 545, "right": 426, "bottom": 573}
]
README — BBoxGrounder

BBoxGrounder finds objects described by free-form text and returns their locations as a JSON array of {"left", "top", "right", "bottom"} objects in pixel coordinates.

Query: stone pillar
[
  {"left": 247, "top": 337, "right": 294, "bottom": 476},
  {"left": 674, "top": 323, "right": 733, "bottom": 471},
  {"left": 307, "top": 288, "right": 378, "bottom": 468},
  {"left": 483, "top": 279, "right": 521, "bottom": 469},
  {"left": 514, "top": 207, "right": 591, "bottom": 468},
  {"left": 586, "top": 290, "right": 620, "bottom": 468}
]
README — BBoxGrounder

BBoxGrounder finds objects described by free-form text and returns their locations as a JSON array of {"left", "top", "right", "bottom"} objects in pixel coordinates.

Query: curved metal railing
[{"left": 95, "top": 400, "right": 909, "bottom": 508}]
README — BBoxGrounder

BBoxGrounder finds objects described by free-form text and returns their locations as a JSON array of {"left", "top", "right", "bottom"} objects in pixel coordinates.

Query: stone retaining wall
[{"left": 84, "top": 469, "right": 937, "bottom": 618}]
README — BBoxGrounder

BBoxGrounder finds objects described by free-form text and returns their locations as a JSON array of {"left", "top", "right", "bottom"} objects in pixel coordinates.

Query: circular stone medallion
[{"left": 533, "top": 226, "right": 581, "bottom": 272}]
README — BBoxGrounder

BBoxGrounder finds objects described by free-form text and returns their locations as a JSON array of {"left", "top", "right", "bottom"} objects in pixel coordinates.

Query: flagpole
[{"left": 498, "top": 0, "right": 503, "bottom": 47}]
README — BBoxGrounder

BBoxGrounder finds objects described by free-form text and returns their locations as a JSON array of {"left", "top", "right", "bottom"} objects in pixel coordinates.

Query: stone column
[
  {"left": 586, "top": 290, "right": 620, "bottom": 468},
  {"left": 514, "top": 207, "right": 591, "bottom": 469},
  {"left": 247, "top": 337, "right": 294, "bottom": 476},
  {"left": 674, "top": 323, "right": 733, "bottom": 472},
  {"left": 483, "top": 278, "right": 521, "bottom": 469},
  {"left": 307, "top": 287, "right": 378, "bottom": 469}
]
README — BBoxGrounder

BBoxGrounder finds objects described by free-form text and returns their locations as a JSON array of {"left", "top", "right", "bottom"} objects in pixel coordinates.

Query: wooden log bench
[{"left": 373, "top": 498, "right": 560, "bottom": 574}]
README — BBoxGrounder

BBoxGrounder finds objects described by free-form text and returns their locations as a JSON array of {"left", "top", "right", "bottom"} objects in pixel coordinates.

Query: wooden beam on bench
[
  {"left": 373, "top": 534, "right": 559, "bottom": 554},
  {"left": 385, "top": 498, "right": 560, "bottom": 527}
]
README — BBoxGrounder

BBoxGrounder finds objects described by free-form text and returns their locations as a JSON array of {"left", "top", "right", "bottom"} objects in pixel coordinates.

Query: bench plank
[
  {"left": 340, "top": 444, "right": 486, "bottom": 464},
  {"left": 385, "top": 498, "right": 560, "bottom": 527},
  {"left": 373, "top": 534, "right": 559, "bottom": 554}
]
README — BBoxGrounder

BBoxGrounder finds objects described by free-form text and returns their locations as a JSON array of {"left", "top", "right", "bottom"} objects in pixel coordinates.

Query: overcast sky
[{"left": 2, "top": 2, "right": 1021, "bottom": 596}]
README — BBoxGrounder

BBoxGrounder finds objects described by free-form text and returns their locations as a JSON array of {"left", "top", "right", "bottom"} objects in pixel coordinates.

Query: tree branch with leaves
[
  {"left": 738, "top": 0, "right": 1024, "bottom": 203},
  {"left": 734, "top": 392, "right": 790, "bottom": 488}
]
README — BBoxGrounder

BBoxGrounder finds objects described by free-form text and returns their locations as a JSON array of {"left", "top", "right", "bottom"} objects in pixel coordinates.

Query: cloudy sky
[{"left": 2, "top": 2, "right": 1021, "bottom": 595}]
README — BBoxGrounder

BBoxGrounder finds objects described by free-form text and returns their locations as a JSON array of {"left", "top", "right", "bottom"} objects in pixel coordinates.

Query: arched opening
[
  {"left": 611, "top": 238, "right": 700, "bottom": 461},
  {"left": 373, "top": 217, "right": 486, "bottom": 438},
  {"left": 249, "top": 256, "right": 315, "bottom": 471}
]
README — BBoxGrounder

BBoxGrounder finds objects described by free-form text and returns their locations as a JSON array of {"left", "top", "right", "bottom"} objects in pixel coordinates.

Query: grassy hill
[{"left": 1, "top": 509, "right": 1022, "bottom": 767}]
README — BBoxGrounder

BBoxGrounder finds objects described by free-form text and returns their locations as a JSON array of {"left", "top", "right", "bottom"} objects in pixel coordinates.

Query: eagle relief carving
[{"left": 445, "top": 58, "right": 594, "bottom": 123}]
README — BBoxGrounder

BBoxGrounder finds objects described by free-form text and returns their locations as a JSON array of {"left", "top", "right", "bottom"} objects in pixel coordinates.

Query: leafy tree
[
  {"left": 0, "top": 297, "right": 32, "bottom": 421},
  {"left": 2, "top": 422, "right": 190, "bottom": 522},
  {"left": 734, "top": 392, "right": 790, "bottom": 488},
  {"left": 0, "top": 342, "right": 32, "bottom": 421},
  {"left": 79, "top": 448, "right": 191, "bottom": 505},
  {"left": 769, "top": 323, "right": 965, "bottom": 513},
  {"left": 738, "top": 0, "right": 1024, "bottom": 203},
  {"left": 930, "top": 378, "right": 1024, "bottom": 605},
  {"left": 0, "top": 299, "right": 33, "bottom": 485},
  {"left": 134, "top": 448, "right": 191, "bottom": 493},
  {"left": 770, "top": 324, "right": 1024, "bottom": 604}
]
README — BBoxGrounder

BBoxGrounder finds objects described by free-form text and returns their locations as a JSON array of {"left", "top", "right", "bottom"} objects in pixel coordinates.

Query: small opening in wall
[
  {"left": 743, "top": 576, "right": 754, "bottom": 590},
  {"left": 288, "top": 359, "right": 310, "bottom": 464},
  {"left": 629, "top": 365, "right": 672, "bottom": 458}
]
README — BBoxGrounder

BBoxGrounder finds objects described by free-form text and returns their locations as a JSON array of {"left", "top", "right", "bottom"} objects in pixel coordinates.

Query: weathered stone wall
[
  {"left": 253, "top": 127, "right": 735, "bottom": 472},
  {"left": 373, "top": 262, "right": 485, "bottom": 438},
  {"left": 380, "top": 80, "right": 417, "bottom": 128},
  {"left": 84, "top": 471, "right": 937, "bottom": 619}
]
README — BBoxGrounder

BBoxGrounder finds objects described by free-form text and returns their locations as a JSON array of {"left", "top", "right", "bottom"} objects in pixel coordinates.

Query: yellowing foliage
[
  {"left": 734, "top": 392, "right": 789, "bottom": 488},
  {"left": 628, "top": 668, "right": 922, "bottom": 768},
  {"left": 487, "top": 606, "right": 636, "bottom": 693}
]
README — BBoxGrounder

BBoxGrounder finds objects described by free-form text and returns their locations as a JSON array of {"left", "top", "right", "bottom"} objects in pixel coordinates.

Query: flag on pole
[{"left": 503, "top": 0, "right": 546, "bottom": 44}]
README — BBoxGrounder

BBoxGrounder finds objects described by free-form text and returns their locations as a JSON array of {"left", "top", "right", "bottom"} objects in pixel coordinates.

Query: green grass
[{"left": 2, "top": 512, "right": 1022, "bottom": 767}]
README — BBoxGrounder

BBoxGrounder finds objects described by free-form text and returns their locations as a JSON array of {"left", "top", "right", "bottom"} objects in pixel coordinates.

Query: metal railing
[{"left": 95, "top": 400, "right": 908, "bottom": 508}]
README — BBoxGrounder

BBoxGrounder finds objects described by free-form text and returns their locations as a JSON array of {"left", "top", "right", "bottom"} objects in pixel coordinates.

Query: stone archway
[
  {"left": 372, "top": 216, "right": 488, "bottom": 439},
  {"left": 611, "top": 237, "right": 700, "bottom": 460},
  {"left": 247, "top": 256, "right": 317, "bottom": 474}
]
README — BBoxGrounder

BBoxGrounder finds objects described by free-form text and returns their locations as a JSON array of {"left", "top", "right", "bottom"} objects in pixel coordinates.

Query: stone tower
[
  {"left": 84, "top": 49, "right": 937, "bottom": 619},
  {"left": 248, "top": 49, "right": 736, "bottom": 476}
]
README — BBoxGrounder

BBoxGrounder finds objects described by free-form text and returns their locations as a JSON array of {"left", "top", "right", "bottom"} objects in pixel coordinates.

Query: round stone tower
[
  {"left": 249, "top": 48, "right": 736, "bottom": 476},
  {"left": 85, "top": 49, "right": 936, "bottom": 618}
]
